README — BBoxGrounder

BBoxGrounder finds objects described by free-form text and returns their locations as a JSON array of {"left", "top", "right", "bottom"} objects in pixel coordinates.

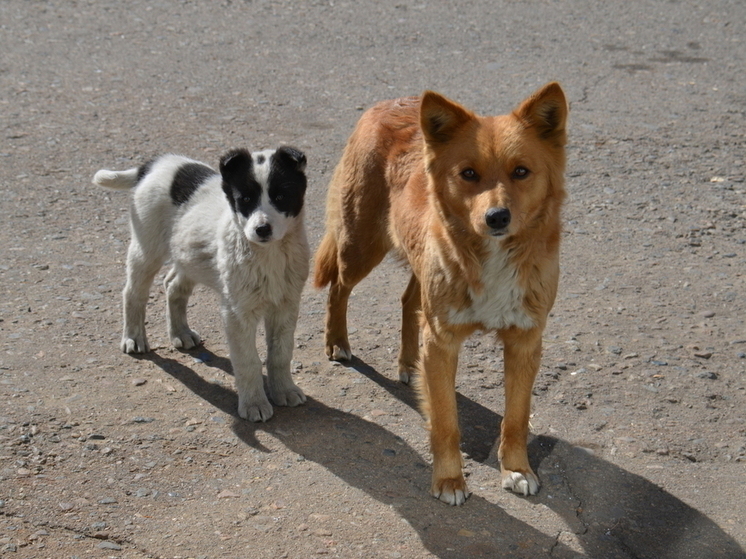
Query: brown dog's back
[{"left": 313, "top": 96, "right": 424, "bottom": 291}]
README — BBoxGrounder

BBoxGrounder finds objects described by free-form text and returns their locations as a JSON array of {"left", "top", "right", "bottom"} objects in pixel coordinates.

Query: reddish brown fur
[{"left": 314, "top": 83, "right": 568, "bottom": 505}]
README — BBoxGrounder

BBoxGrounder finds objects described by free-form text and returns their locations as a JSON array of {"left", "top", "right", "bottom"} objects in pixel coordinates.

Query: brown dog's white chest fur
[{"left": 445, "top": 243, "right": 534, "bottom": 330}]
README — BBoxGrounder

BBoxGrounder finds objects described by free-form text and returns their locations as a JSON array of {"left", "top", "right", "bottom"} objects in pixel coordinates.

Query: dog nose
[
  {"left": 485, "top": 207, "right": 511, "bottom": 230},
  {"left": 255, "top": 223, "right": 272, "bottom": 239}
]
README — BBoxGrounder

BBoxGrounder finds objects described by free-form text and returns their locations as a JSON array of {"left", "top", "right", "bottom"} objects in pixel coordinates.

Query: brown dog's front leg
[
  {"left": 498, "top": 326, "right": 543, "bottom": 496},
  {"left": 419, "top": 324, "right": 470, "bottom": 505}
]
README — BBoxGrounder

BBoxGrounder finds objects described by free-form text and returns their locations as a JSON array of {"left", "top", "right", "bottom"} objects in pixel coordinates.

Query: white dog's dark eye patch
[
  {"left": 234, "top": 181, "right": 262, "bottom": 217},
  {"left": 170, "top": 163, "right": 217, "bottom": 206},
  {"left": 219, "top": 148, "right": 263, "bottom": 216},
  {"left": 268, "top": 147, "right": 307, "bottom": 217}
]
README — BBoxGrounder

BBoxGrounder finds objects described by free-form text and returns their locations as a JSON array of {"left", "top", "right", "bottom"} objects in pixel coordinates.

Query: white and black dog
[{"left": 93, "top": 147, "right": 310, "bottom": 422}]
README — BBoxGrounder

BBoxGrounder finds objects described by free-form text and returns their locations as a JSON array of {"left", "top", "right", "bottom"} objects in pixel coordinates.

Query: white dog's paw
[
  {"left": 121, "top": 335, "right": 149, "bottom": 354},
  {"left": 170, "top": 329, "right": 201, "bottom": 350},
  {"left": 501, "top": 469, "right": 540, "bottom": 496},
  {"left": 238, "top": 395, "right": 274, "bottom": 423},
  {"left": 270, "top": 384, "right": 307, "bottom": 408}
]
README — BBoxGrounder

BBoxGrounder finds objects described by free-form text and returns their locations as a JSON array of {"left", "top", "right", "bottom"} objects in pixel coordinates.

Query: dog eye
[
  {"left": 460, "top": 168, "right": 479, "bottom": 181},
  {"left": 512, "top": 166, "right": 530, "bottom": 180}
]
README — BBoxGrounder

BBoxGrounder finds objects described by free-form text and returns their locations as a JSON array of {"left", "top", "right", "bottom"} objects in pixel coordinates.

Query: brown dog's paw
[
  {"left": 431, "top": 477, "right": 470, "bottom": 506},
  {"left": 501, "top": 469, "right": 540, "bottom": 496},
  {"left": 327, "top": 342, "right": 352, "bottom": 361},
  {"left": 398, "top": 367, "right": 415, "bottom": 384}
]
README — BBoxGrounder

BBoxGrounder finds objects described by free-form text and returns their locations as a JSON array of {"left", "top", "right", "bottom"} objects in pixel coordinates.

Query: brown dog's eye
[
  {"left": 460, "top": 168, "right": 479, "bottom": 181},
  {"left": 512, "top": 166, "right": 530, "bottom": 180}
]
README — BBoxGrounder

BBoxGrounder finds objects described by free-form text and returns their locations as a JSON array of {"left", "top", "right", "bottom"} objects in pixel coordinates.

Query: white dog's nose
[{"left": 255, "top": 223, "right": 272, "bottom": 240}]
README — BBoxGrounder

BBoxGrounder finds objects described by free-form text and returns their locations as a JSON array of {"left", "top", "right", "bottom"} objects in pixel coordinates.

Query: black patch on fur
[
  {"left": 268, "top": 146, "right": 307, "bottom": 217},
  {"left": 220, "top": 149, "right": 261, "bottom": 217},
  {"left": 137, "top": 159, "right": 155, "bottom": 183},
  {"left": 170, "top": 163, "right": 216, "bottom": 206}
]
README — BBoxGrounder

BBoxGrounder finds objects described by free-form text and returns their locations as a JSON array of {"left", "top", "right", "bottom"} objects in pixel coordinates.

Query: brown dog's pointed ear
[
  {"left": 420, "top": 91, "right": 475, "bottom": 144},
  {"left": 514, "top": 82, "right": 568, "bottom": 145}
]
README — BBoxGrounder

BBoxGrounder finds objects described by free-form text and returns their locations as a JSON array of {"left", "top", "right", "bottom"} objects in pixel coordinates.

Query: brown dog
[{"left": 314, "top": 83, "right": 568, "bottom": 505}]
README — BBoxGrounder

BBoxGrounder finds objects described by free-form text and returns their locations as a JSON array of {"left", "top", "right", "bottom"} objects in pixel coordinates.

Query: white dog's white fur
[{"left": 93, "top": 147, "right": 310, "bottom": 422}]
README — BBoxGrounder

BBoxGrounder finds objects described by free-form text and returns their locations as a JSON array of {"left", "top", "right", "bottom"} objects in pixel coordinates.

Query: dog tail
[
  {"left": 92, "top": 168, "right": 140, "bottom": 191},
  {"left": 313, "top": 231, "right": 339, "bottom": 289}
]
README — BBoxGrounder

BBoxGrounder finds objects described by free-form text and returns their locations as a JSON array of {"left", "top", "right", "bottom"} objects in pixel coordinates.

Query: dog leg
[
  {"left": 265, "top": 302, "right": 306, "bottom": 408},
  {"left": 164, "top": 267, "right": 201, "bottom": 350},
  {"left": 223, "top": 307, "right": 272, "bottom": 422},
  {"left": 397, "top": 273, "right": 421, "bottom": 384},
  {"left": 121, "top": 239, "right": 164, "bottom": 353},
  {"left": 324, "top": 282, "right": 353, "bottom": 361},
  {"left": 420, "top": 324, "right": 470, "bottom": 505},
  {"left": 498, "top": 326, "right": 542, "bottom": 496}
]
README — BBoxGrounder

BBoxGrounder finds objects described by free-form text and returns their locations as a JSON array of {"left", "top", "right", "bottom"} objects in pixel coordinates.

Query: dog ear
[
  {"left": 276, "top": 146, "right": 307, "bottom": 172},
  {"left": 514, "top": 82, "right": 568, "bottom": 145},
  {"left": 220, "top": 148, "right": 253, "bottom": 180},
  {"left": 420, "top": 91, "right": 475, "bottom": 144}
]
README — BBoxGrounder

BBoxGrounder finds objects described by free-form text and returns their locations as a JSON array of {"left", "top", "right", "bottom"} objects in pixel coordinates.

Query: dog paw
[
  {"left": 270, "top": 385, "right": 307, "bottom": 407},
  {"left": 121, "top": 336, "right": 149, "bottom": 354},
  {"left": 238, "top": 396, "right": 274, "bottom": 423},
  {"left": 328, "top": 344, "right": 352, "bottom": 361},
  {"left": 501, "top": 469, "right": 540, "bottom": 496},
  {"left": 170, "top": 329, "right": 201, "bottom": 350},
  {"left": 431, "top": 477, "right": 470, "bottom": 506},
  {"left": 398, "top": 367, "right": 416, "bottom": 384}
]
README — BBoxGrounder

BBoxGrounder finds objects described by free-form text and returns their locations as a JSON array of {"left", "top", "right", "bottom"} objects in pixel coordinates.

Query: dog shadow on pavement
[{"left": 147, "top": 350, "right": 745, "bottom": 559}]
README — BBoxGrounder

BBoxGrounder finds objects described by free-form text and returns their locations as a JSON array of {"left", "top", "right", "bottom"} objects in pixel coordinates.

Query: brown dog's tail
[{"left": 313, "top": 230, "right": 339, "bottom": 289}]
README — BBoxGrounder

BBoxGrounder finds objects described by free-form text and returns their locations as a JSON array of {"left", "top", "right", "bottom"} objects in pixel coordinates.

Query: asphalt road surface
[{"left": 1, "top": 1, "right": 745, "bottom": 558}]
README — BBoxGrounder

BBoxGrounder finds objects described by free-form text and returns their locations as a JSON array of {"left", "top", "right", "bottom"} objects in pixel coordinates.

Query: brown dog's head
[{"left": 420, "top": 83, "right": 567, "bottom": 245}]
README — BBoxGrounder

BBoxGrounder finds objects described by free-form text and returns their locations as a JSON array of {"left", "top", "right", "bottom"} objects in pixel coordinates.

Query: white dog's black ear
[
  {"left": 276, "top": 146, "right": 307, "bottom": 172},
  {"left": 220, "top": 148, "right": 253, "bottom": 180}
]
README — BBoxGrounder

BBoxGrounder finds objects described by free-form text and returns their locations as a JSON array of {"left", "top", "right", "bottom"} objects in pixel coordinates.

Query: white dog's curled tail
[{"left": 92, "top": 167, "right": 140, "bottom": 190}]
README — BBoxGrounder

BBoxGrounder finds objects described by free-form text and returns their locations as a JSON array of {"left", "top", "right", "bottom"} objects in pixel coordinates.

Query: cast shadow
[{"left": 143, "top": 350, "right": 745, "bottom": 559}]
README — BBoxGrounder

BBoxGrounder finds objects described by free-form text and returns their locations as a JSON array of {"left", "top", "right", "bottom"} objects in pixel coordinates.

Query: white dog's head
[{"left": 219, "top": 147, "right": 307, "bottom": 244}]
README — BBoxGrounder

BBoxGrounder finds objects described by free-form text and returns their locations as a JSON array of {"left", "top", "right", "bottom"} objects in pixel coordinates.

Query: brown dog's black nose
[{"left": 485, "top": 207, "right": 511, "bottom": 230}]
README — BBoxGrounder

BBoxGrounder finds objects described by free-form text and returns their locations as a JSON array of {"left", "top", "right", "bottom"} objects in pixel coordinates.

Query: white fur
[
  {"left": 447, "top": 242, "right": 535, "bottom": 330},
  {"left": 93, "top": 152, "right": 310, "bottom": 422}
]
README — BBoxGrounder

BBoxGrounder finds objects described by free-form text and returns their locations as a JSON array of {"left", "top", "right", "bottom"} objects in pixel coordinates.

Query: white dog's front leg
[
  {"left": 164, "top": 267, "right": 201, "bottom": 350},
  {"left": 265, "top": 302, "right": 306, "bottom": 408},
  {"left": 222, "top": 306, "right": 272, "bottom": 422}
]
